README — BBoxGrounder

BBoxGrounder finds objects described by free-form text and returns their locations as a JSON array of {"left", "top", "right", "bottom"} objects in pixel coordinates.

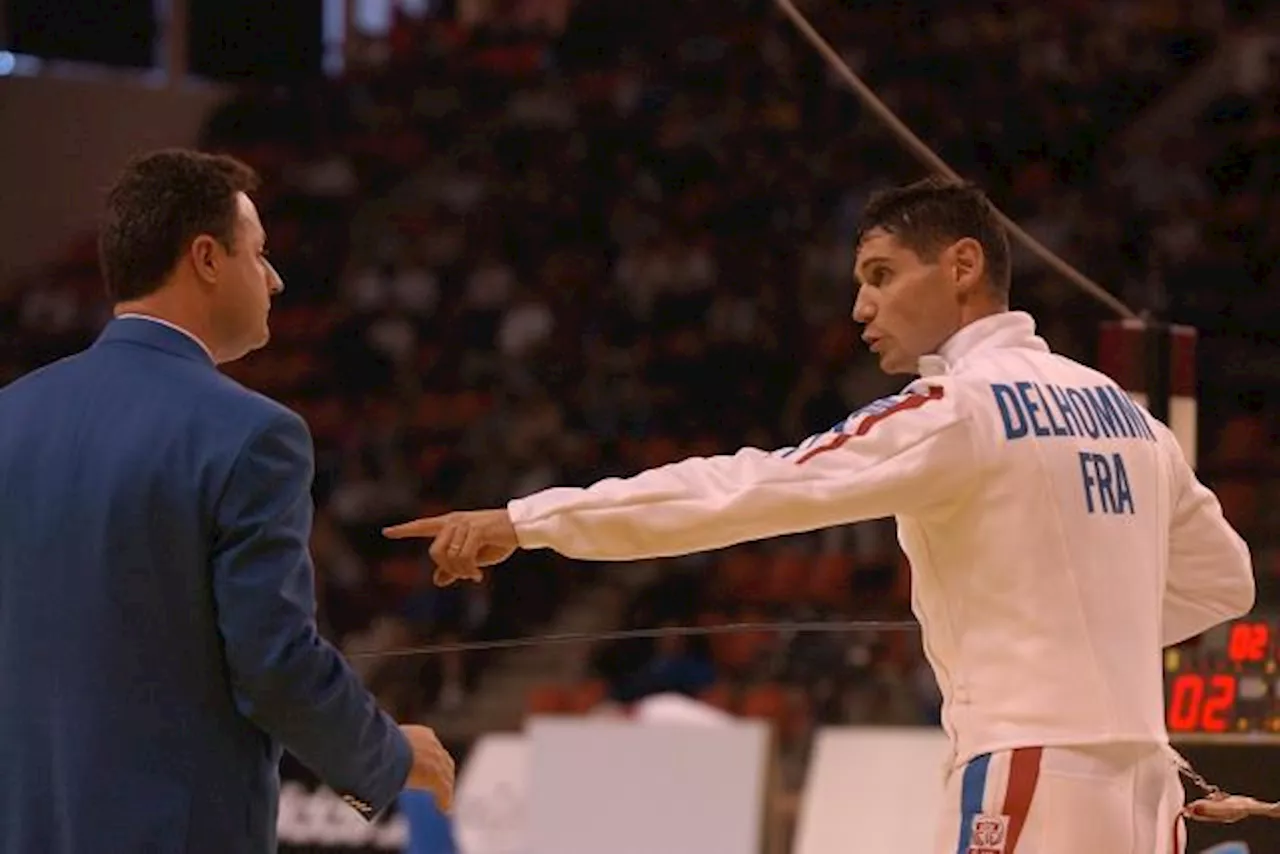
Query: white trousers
[{"left": 933, "top": 743, "right": 1186, "bottom": 854}]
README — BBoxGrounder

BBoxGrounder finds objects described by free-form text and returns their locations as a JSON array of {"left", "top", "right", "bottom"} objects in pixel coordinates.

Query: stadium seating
[{"left": 4, "top": 0, "right": 1278, "bottom": 778}]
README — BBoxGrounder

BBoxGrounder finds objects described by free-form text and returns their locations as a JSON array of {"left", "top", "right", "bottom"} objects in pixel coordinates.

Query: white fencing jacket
[{"left": 507, "top": 311, "right": 1255, "bottom": 766}]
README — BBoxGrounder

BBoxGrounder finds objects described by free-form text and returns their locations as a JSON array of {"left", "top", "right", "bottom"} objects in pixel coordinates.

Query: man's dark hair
[
  {"left": 855, "top": 176, "right": 1012, "bottom": 298},
  {"left": 98, "top": 149, "right": 260, "bottom": 302}
]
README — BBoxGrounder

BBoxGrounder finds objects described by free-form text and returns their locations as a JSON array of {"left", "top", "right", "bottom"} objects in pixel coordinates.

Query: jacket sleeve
[
  {"left": 507, "top": 379, "right": 982, "bottom": 561},
  {"left": 211, "top": 410, "right": 411, "bottom": 819},
  {"left": 1162, "top": 447, "right": 1256, "bottom": 646}
]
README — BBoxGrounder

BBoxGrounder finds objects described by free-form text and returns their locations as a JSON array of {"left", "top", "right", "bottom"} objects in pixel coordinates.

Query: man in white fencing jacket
[{"left": 385, "top": 176, "right": 1255, "bottom": 853}]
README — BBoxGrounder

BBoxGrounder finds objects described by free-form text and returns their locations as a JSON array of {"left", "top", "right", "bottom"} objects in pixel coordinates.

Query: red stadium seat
[
  {"left": 639, "top": 436, "right": 682, "bottom": 469},
  {"left": 696, "top": 683, "right": 737, "bottom": 714},
  {"left": 565, "top": 680, "right": 609, "bottom": 714},
  {"left": 451, "top": 390, "right": 492, "bottom": 425},
  {"left": 710, "top": 626, "right": 759, "bottom": 673},
  {"left": 715, "top": 550, "right": 767, "bottom": 601},
  {"left": 807, "top": 553, "right": 853, "bottom": 608},
  {"left": 414, "top": 446, "right": 452, "bottom": 480},
  {"left": 710, "top": 609, "right": 774, "bottom": 674},
  {"left": 892, "top": 551, "right": 913, "bottom": 605},
  {"left": 1215, "top": 479, "right": 1260, "bottom": 533},
  {"left": 526, "top": 684, "right": 569, "bottom": 715},
  {"left": 1211, "top": 415, "right": 1268, "bottom": 466},
  {"left": 377, "top": 557, "right": 424, "bottom": 595},
  {"left": 760, "top": 551, "right": 811, "bottom": 603},
  {"left": 686, "top": 435, "right": 723, "bottom": 458},
  {"left": 412, "top": 394, "right": 453, "bottom": 432},
  {"left": 739, "top": 683, "right": 788, "bottom": 729}
]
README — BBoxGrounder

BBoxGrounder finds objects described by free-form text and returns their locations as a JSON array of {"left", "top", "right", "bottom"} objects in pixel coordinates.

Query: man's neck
[
  {"left": 958, "top": 301, "right": 1007, "bottom": 329},
  {"left": 113, "top": 297, "right": 218, "bottom": 363}
]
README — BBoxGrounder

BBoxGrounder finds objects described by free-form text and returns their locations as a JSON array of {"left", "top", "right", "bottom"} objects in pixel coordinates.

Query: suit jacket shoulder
[{"left": 202, "top": 368, "right": 311, "bottom": 450}]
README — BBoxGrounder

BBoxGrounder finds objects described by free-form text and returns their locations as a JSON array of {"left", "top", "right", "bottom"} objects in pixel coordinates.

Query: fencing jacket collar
[{"left": 918, "top": 310, "right": 1051, "bottom": 377}]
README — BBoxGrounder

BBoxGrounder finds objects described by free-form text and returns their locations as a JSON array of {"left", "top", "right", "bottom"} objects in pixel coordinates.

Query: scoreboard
[
  {"left": 1161, "top": 614, "right": 1280, "bottom": 853},
  {"left": 1164, "top": 614, "right": 1280, "bottom": 736}
]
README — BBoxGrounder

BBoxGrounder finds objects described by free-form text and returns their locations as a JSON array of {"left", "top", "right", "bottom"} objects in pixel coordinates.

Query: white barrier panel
[
  {"left": 794, "top": 726, "right": 951, "bottom": 854},
  {"left": 452, "top": 733, "right": 531, "bottom": 854},
  {"left": 527, "top": 716, "right": 771, "bottom": 854}
]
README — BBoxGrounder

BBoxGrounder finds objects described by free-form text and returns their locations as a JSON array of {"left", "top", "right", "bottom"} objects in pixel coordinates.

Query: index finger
[{"left": 382, "top": 516, "right": 449, "bottom": 539}]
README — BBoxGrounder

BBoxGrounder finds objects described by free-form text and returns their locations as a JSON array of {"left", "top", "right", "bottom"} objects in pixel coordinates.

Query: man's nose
[
  {"left": 266, "top": 259, "right": 285, "bottom": 295},
  {"left": 851, "top": 287, "right": 874, "bottom": 324}
]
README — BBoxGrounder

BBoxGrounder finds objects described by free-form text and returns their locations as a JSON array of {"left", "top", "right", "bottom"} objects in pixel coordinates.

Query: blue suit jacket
[{"left": 0, "top": 317, "right": 412, "bottom": 853}]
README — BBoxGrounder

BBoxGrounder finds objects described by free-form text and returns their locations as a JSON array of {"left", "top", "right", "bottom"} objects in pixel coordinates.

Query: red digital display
[
  {"left": 1166, "top": 673, "right": 1237, "bottom": 733},
  {"left": 1165, "top": 617, "right": 1280, "bottom": 736},
  {"left": 1228, "top": 622, "right": 1270, "bottom": 663}
]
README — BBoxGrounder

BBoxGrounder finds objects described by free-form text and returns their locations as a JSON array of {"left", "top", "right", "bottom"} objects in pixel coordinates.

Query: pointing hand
[{"left": 383, "top": 509, "right": 518, "bottom": 587}]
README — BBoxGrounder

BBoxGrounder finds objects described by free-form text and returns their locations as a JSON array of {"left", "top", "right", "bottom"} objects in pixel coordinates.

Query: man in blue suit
[{"left": 0, "top": 149, "right": 454, "bottom": 853}]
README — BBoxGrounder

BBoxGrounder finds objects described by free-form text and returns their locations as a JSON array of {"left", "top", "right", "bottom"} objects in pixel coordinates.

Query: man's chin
[
  {"left": 877, "top": 353, "right": 915, "bottom": 376},
  {"left": 217, "top": 330, "right": 270, "bottom": 366}
]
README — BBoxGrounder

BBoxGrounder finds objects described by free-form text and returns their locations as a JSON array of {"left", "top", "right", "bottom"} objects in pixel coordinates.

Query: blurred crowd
[{"left": 3, "top": 0, "right": 1278, "bottom": 774}]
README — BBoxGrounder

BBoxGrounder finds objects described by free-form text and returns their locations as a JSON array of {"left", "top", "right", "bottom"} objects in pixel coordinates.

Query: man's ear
[
  {"left": 189, "top": 235, "right": 221, "bottom": 285},
  {"left": 949, "top": 237, "right": 986, "bottom": 296}
]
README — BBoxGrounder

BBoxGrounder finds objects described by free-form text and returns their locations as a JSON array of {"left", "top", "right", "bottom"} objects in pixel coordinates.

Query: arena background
[{"left": 2, "top": 1, "right": 1278, "bottom": 852}]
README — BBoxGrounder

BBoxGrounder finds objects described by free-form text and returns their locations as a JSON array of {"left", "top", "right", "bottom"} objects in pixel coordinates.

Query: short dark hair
[
  {"left": 854, "top": 176, "right": 1012, "bottom": 297},
  {"left": 98, "top": 148, "right": 260, "bottom": 302}
]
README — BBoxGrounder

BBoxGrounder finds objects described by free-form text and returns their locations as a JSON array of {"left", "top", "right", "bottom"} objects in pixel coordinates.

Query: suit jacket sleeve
[{"left": 211, "top": 410, "right": 412, "bottom": 818}]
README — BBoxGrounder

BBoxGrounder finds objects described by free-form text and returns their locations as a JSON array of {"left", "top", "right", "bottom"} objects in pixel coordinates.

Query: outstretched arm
[{"left": 387, "top": 380, "right": 985, "bottom": 581}]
